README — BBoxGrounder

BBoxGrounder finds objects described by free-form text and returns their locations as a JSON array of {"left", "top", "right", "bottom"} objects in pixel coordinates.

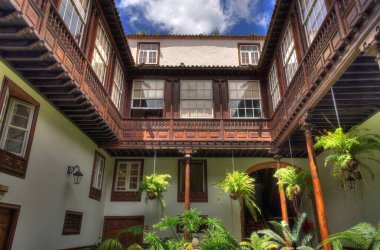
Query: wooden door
[
  {"left": 0, "top": 203, "right": 20, "bottom": 250},
  {"left": 103, "top": 216, "right": 144, "bottom": 247}
]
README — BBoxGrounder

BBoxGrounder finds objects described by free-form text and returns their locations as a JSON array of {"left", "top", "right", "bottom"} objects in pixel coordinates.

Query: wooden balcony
[
  {"left": 0, "top": 0, "right": 123, "bottom": 142},
  {"left": 270, "top": 0, "right": 379, "bottom": 147}
]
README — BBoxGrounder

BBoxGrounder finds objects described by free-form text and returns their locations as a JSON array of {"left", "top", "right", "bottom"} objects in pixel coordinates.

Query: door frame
[
  {"left": 102, "top": 216, "right": 145, "bottom": 246},
  {"left": 0, "top": 202, "right": 20, "bottom": 250}
]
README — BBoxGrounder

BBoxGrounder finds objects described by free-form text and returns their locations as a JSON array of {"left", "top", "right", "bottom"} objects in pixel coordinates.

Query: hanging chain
[
  {"left": 331, "top": 87, "right": 341, "bottom": 128},
  {"left": 288, "top": 138, "right": 294, "bottom": 167},
  {"left": 153, "top": 149, "right": 156, "bottom": 174},
  {"left": 232, "top": 150, "right": 235, "bottom": 171}
]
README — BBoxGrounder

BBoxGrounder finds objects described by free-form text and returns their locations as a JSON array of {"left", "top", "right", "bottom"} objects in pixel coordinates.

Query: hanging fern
[
  {"left": 314, "top": 126, "right": 380, "bottom": 189},
  {"left": 139, "top": 173, "right": 171, "bottom": 209},
  {"left": 215, "top": 171, "right": 261, "bottom": 221},
  {"left": 273, "top": 166, "right": 311, "bottom": 217}
]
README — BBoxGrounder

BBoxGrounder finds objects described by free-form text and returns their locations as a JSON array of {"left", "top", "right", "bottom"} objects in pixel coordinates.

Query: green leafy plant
[
  {"left": 259, "top": 212, "right": 313, "bottom": 250},
  {"left": 314, "top": 127, "right": 380, "bottom": 189},
  {"left": 215, "top": 171, "right": 261, "bottom": 221},
  {"left": 324, "top": 221, "right": 380, "bottom": 250},
  {"left": 95, "top": 226, "right": 144, "bottom": 250},
  {"left": 240, "top": 232, "right": 280, "bottom": 250},
  {"left": 96, "top": 238, "right": 124, "bottom": 250},
  {"left": 273, "top": 166, "right": 311, "bottom": 217},
  {"left": 139, "top": 173, "right": 171, "bottom": 208}
]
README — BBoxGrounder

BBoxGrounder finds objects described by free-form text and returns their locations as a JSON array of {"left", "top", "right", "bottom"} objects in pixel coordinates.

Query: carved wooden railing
[
  {"left": 270, "top": 0, "right": 375, "bottom": 145},
  {"left": 13, "top": 0, "right": 123, "bottom": 137},
  {"left": 122, "top": 119, "right": 272, "bottom": 142}
]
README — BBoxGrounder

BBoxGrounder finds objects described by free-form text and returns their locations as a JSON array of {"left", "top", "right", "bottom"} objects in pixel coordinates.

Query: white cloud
[{"left": 117, "top": 0, "right": 271, "bottom": 34}]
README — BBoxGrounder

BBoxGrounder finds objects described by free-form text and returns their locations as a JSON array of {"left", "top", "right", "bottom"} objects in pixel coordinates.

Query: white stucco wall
[
  {"left": 103, "top": 157, "right": 309, "bottom": 240},
  {"left": 316, "top": 111, "right": 380, "bottom": 234},
  {"left": 0, "top": 59, "right": 113, "bottom": 250},
  {"left": 127, "top": 39, "right": 264, "bottom": 66}
]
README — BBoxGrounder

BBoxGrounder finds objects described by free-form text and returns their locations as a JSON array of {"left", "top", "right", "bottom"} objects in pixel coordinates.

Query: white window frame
[
  {"left": 92, "top": 22, "right": 111, "bottom": 84},
  {"left": 114, "top": 160, "right": 142, "bottom": 192},
  {"left": 239, "top": 44, "right": 260, "bottom": 66},
  {"left": 59, "top": 0, "right": 85, "bottom": 43},
  {"left": 228, "top": 80, "right": 262, "bottom": 119},
  {"left": 111, "top": 61, "right": 124, "bottom": 111},
  {"left": 0, "top": 98, "right": 35, "bottom": 157},
  {"left": 0, "top": 88, "right": 9, "bottom": 128},
  {"left": 92, "top": 153, "right": 105, "bottom": 190},
  {"left": 180, "top": 80, "right": 213, "bottom": 119},
  {"left": 281, "top": 24, "right": 299, "bottom": 85},
  {"left": 298, "top": 0, "right": 327, "bottom": 45},
  {"left": 131, "top": 80, "right": 164, "bottom": 109},
  {"left": 269, "top": 62, "right": 281, "bottom": 110},
  {"left": 138, "top": 44, "right": 159, "bottom": 65}
]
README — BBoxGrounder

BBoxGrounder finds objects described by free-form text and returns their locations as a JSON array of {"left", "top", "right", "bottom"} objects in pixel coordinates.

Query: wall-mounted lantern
[{"left": 67, "top": 165, "right": 83, "bottom": 184}]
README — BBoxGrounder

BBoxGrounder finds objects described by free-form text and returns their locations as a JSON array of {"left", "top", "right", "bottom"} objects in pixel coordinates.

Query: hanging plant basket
[
  {"left": 147, "top": 192, "right": 157, "bottom": 200},
  {"left": 229, "top": 192, "right": 238, "bottom": 200}
]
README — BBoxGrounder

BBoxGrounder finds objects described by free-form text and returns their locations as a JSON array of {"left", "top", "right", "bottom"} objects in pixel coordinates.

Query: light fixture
[{"left": 67, "top": 165, "right": 83, "bottom": 184}]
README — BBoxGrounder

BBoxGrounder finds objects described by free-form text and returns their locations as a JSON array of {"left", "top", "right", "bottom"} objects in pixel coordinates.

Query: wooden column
[
  {"left": 182, "top": 149, "right": 192, "bottom": 240},
  {"left": 274, "top": 155, "right": 289, "bottom": 224},
  {"left": 273, "top": 154, "right": 290, "bottom": 247},
  {"left": 303, "top": 123, "right": 331, "bottom": 250}
]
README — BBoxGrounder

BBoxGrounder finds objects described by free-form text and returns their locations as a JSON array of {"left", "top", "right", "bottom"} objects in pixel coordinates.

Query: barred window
[
  {"left": 281, "top": 25, "right": 298, "bottom": 85},
  {"left": 299, "top": 0, "right": 327, "bottom": 45},
  {"left": 269, "top": 62, "right": 281, "bottom": 110},
  {"left": 180, "top": 80, "right": 213, "bottom": 118},
  {"left": 62, "top": 211, "right": 83, "bottom": 235},
  {"left": 228, "top": 80, "right": 261, "bottom": 118},
  {"left": 111, "top": 61, "right": 124, "bottom": 110}
]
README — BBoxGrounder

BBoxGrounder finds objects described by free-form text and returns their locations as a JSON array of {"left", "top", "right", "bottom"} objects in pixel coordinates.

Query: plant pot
[
  {"left": 230, "top": 192, "right": 238, "bottom": 200},
  {"left": 147, "top": 192, "right": 157, "bottom": 200},
  {"left": 344, "top": 159, "right": 359, "bottom": 172}
]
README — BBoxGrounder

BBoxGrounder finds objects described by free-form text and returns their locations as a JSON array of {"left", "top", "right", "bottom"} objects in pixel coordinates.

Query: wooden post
[
  {"left": 273, "top": 154, "right": 289, "bottom": 224},
  {"left": 273, "top": 154, "right": 290, "bottom": 247},
  {"left": 303, "top": 123, "right": 331, "bottom": 250},
  {"left": 183, "top": 150, "right": 192, "bottom": 240}
]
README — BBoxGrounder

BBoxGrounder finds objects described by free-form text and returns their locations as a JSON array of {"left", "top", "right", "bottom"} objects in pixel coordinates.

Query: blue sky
[{"left": 116, "top": 0, "right": 276, "bottom": 35}]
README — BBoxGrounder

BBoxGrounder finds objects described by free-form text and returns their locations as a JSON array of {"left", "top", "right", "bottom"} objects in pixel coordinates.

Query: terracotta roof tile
[{"left": 126, "top": 34, "right": 266, "bottom": 40}]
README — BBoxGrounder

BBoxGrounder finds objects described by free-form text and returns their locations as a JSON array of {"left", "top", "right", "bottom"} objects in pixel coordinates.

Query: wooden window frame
[
  {"left": 228, "top": 80, "right": 262, "bottom": 119},
  {"left": 62, "top": 210, "right": 83, "bottom": 235},
  {"left": 0, "top": 77, "right": 39, "bottom": 179},
  {"left": 111, "top": 159, "right": 144, "bottom": 202},
  {"left": 111, "top": 60, "right": 124, "bottom": 111},
  {"left": 136, "top": 42, "right": 160, "bottom": 65},
  {"left": 281, "top": 23, "right": 299, "bottom": 85},
  {"left": 180, "top": 80, "right": 214, "bottom": 119},
  {"left": 89, "top": 150, "right": 106, "bottom": 201},
  {"left": 269, "top": 62, "right": 281, "bottom": 110},
  {"left": 91, "top": 21, "right": 111, "bottom": 84},
  {"left": 177, "top": 160, "right": 208, "bottom": 203},
  {"left": 58, "top": 0, "right": 86, "bottom": 44},
  {"left": 238, "top": 43, "right": 260, "bottom": 66},
  {"left": 0, "top": 202, "right": 20, "bottom": 250},
  {"left": 131, "top": 79, "right": 165, "bottom": 110}
]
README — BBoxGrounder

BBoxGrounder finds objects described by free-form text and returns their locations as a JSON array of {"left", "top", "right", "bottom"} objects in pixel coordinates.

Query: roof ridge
[{"left": 126, "top": 34, "right": 266, "bottom": 40}]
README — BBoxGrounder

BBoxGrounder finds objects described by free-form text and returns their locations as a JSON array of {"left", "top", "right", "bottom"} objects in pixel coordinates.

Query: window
[
  {"left": 111, "top": 61, "right": 124, "bottom": 110},
  {"left": 1, "top": 99, "right": 35, "bottom": 157},
  {"left": 111, "top": 160, "right": 143, "bottom": 201},
  {"left": 59, "top": 0, "right": 85, "bottom": 43},
  {"left": 92, "top": 22, "right": 111, "bottom": 84},
  {"left": 62, "top": 211, "right": 83, "bottom": 235},
  {"left": 132, "top": 80, "right": 164, "bottom": 109},
  {"left": 138, "top": 43, "right": 159, "bottom": 64},
  {"left": 89, "top": 151, "right": 105, "bottom": 201},
  {"left": 281, "top": 25, "right": 298, "bottom": 85},
  {"left": 228, "top": 80, "right": 261, "bottom": 118},
  {"left": 299, "top": 0, "right": 327, "bottom": 45},
  {"left": 269, "top": 62, "right": 281, "bottom": 110},
  {"left": 180, "top": 80, "right": 213, "bottom": 118},
  {"left": 178, "top": 160, "right": 208, "bottom": 202},
  {"left": 239, "top": 44, "right": 260, "bottom": 65},
  {"left": 0, "top": 78, "right": 39, "bottom": 178}
]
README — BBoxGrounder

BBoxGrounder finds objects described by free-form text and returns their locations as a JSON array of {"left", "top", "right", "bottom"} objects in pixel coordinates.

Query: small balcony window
[
  {"left": 299, "top": 0, "right": 327, "bottom": 45},
  {"left": 281, "top": 24, "right": 298, "bottom": 85},
  {"left": 228, "top": 80, "right": 262, "bottom": 118},
  {"left": 111, "top": 61, "right": 124, "bottom": 111},
  {"left": 59, "top": 0, "right": 85, "bottom": 43},
  {"left": 180, "top": 80, "right": 213, "bottom": 119},
  {"left": 138, "top": 43, "right": 159, "bottom": 65},
  {"left": 239, "top": 44, "right": 260, "bottom": 65},
  {"left": 269, "top": 62, "right": 281, "bottom": 110},
  {"left": 92, "top": 22, "right": 111, "bottom": 84}
]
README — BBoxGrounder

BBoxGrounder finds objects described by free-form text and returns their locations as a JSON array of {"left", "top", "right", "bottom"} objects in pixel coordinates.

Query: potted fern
[
  {"left": 273, "top": 166, "right": 311, "bottom": 217},
  {"left": 215, "top": 171, "right": 261, "bottom": 221},
  {"left": 139, "top": 173, "right": 171, "bottom": 208},
  {"left": 314, "top": 126, "right": 380, "bottom": 190}
]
